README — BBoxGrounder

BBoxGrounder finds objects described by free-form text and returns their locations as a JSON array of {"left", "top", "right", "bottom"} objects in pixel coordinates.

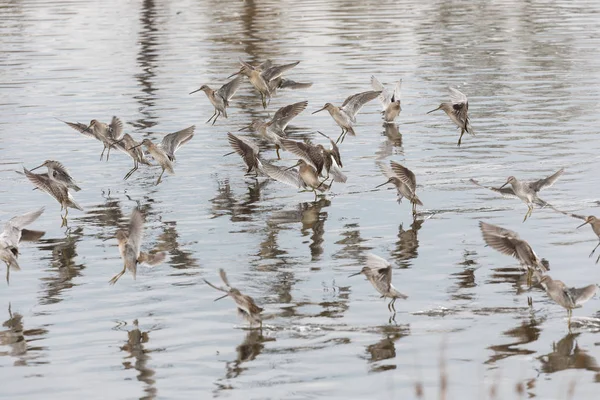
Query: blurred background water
[{"left": 2, "top": 0, "right": 600, "bottom": 398}]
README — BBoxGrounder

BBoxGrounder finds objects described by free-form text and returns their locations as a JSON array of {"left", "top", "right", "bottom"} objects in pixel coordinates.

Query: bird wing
[
  {"left": 470, "top": 179, "right": 518, "bottom": 199},
  {"left": 217, "top": 76, "right": 243, "bottom": 102},
  {"left": 529, "top": 168, "right": 564, "bottom": 192},
  {"left": 366, "top": 253, "right": 392, "bottom": 286},
  {"left": 261, "top": 61, "right": 300, "bottom": 82},
  {"left": 6, "top": 207, "right": 45, "bottom": 231},
  {"left": 127, "top": 208, "right": 144, "bottom": 256},
  {"left": 449, "top": 86, "right": 468, "bottom": 105},
  {"left": 392, "top": 80, "right": 402, "bottom": 103},
  {"left": 341, "top": 90, "right": 381, "bottom": 119},
  {"left": 258, "top": 160, "right": 304, "bottom": 189},
  {"left": 448, "top": 87, "right": 469, "bottom": 128},
  {"left": 23, "top": 168, "right": 68, "bottom": 204},
  {"left": 479, "top": 221, "right": 520, "bottom": 258},
  {"left": 390, "top": 161, "right": 417, "bottom": 192},
  {"left": 258, "top": 59, "right": 273, "bottom": 70},
  {"left": 377, "top": 162, "right": 396, "bottom": 180},
  {"left": 20, "top": 229, "right": 46, "bottom": 242},
  {"left": 280, "top": 139, "right": 320, "bottom": 170},
  {"left": 227, "top": 132, "right": 259, "bottom": 166},
  {"left": 138, "top": 251, "right": 166, "bottom": 266},
  {"left": 277, "top": 79, "right": 312, "bottom": 90},
  {"left": 108, "top": 116, "right": 124, "bottom": 140},
  {"left": 270, "top": 101, "right": 308, "bottom": 132},
  {"left": 370, "top": 76, "right": 391, "bottom": 110},
  {"left": 219, "top": 268, "right": 232, "bottom": 288},
  {"left": 161, "top": 125, "right": 195, "bottom": 157},
  {"left": 62, "top": 120, "right": 96, "bottom": 139},
  {"left": 571, "top": 284, "right": 598, "bottom": 306},
  {"left": 317, "top": 131, "right": 342, "bottom": 168}
]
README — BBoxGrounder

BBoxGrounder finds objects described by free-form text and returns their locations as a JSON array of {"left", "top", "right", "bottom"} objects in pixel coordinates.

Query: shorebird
[
  {"left": 189, "top": 75, "right": 243, "bottom": 125},
  {"left": 281, "top": 136, "right": 346, "bottom": 185},
  {"left": 371, "top": 76, "right": 402, "bottom": 123},
  {"left": 427, "top": 87, "right": 473, "bottom": 146},
  {"left": 23, "top": 167, "right": 82, "bottom": 227},
  {"left": 241, "top": 100, "right": 307, "bottom": 159},
  {"left": 537, "top": 273, "right": 597, "bottom": 329},
  {"left": 349, "top": 253, "right": 408, "bottom": 312},
  {"left": 257, "top": 59, "right": 313, "bottom": 95},
  {"left": 0, "top": 208, "right": 45, "bottom": 283},
  {"left": 312, "top": 90, "right": 381, "bottom": 143},
  {"left": 258, "top": 159, "right": 329, "bottom": 200},
  {"left": 131, "top": 125, "right": 195, "bottom": 185},
  {"left": 30, "top": 160, "right": 81, "bottom": 191},
  {"left": 479, "top": 221, "right": 548, "bottom": 274},
  {"left": 229, "top": 59, "right": 300, "bottom": 108},
  {"left": 569, "top": 215, "right": 600, "bottom": 263},
  {"left": 471, "top": 168, "right": 564, "bottom": 222},
  {"left": 113, "top": 133, "right": 151, "bottom": 180},
  {"left": 62, "top": 116, "right": 123, "bottom": 160},
  {"left": 203, "top": 269, "right": 263, "bottom": 328},
  {"left": 226, "top": 132, "right": 261, "bottom": 176},
  {"left": 376, "top": 161, "right": 422, "bottom": 215},
  {"left": 109, "top": 208, "right": 166, "bottom": 285}
]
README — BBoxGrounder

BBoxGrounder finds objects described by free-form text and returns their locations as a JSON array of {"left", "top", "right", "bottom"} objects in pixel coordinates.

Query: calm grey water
[{"left": 2, "top": 0, "right": 600, "bottom": 398}]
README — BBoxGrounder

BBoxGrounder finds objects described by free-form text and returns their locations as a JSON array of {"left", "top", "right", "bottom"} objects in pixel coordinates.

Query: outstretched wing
[
  {"left": 127, "top": 208, "right": 144, "bottom": 256},
  {"left": 277, "top": 79, "right": 312, "bottom": 90},
  {"left": 470, "top": 178, "right": 518, "bottom": 199},
  {"left": 227, "top": 132, "right": 259, "bottom": 169},
  {"left": 448, "top": 87, "right": 469, "bottom": 129},
  {"left": 61, "top": 119, "right": 96, "bottom": 139},
  {"left": 390, "top": 161, "right": 417, "bottom": 192},
  {"left": 365, "top": 253, "right": 392, "bottom": 287},
  {"left": 261, "top": 61, "right": 300, "bottom": 82},
  {"left": 7, "top": 207, "right": 45, "bottom": 230},
  {"left": 108, "top": 116, "right": 124, "bottom": 140},
  {"left": 529, "top": 168, "right": 564, "bottom": 193},
  {"left": 270, "top": 101, "right": 308, "bottom": 132},
  {"left": 341, "top": 90, "right": 381, "bottom": 119},
  {"left": 23, "top": 168, "right": 68, "bottom": 205},
  {"left": 217, "top": 76, "right": 243, "bottom": 102},
  {"left": 370, "top": 76, "right": 390, "bottom": 110},
  {"left": 161, "top": 125, "right": 195, "bottom": 157},
  {"left": 571, "top": 284, "right": 598, "bottom": 306},
  {"left": 280, "top": 139, "right": 321, "bottom": 171},
  {"left": 259, "top": 160, "right": 304, "bottom": 189}
]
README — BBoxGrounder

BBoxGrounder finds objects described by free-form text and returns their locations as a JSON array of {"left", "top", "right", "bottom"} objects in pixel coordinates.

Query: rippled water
[{"left": 2, "top": 0, "right": 600, "bottom": 398}]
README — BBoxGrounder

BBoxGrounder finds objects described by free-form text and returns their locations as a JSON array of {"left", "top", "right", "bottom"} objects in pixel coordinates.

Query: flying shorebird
[
  {"left": 228, "top": 59, "right": 300, "bottom": 108},
  {"left": 29, "top": 160, "right": 81, "bottom": 192},
  {"left": 370, "top": 76, "right": 402, "bottom": 123},
  {"left": 376, "top": 161, "right": 422, "bottom": 216},
  {"left": 470, "top": 168, "right": 564, "bottom": 222},
  {"left": 349, "top": 253, "right": 408, "bottom": 312},
  {"left": 108, "top": 208, "right": 166, "bottom": 285},
  {"left": 555, "top": 213, "right": 600, "bottom": 264},
  {"left": 280, "top": 136, "right": 346, "bottom": 185},
  {"left": 189, "top": 75, "right": 243, "bottom": 125},
  {"left": 427, "top": 87, "right": 473, "bottom": 146},
  {"left": 537, "top": 273, "right": 597, "bottom": 329},
  {"left": 226, "top": 132, "right": 261, "bottom": 176},
  {"left": 240, "top": 100, "right": 307, "bottom": 159},
  {"left": 258, "top": 159, "right": 329, "bottom": 200},
  {"left": 113, "top": 133, "right": 151, "bottom": 180},
  {"left": 23, "top": 167, "right": 83, "bottom": 227},
  {"left": 0, "top": 208, "right": 45, "bottom": 284},
  {"left": 130, "top": 125, "right": 195, "bottom": 185},
  {"left": 203, "top": 269, "right": 263, "bottom": 328},
  {"left": 312, "top": 90, "right": 381, "bottom": 144},
  {"left": 257, "top": 59, "right": 313, "bottom": 95},
  {"left": 61, "top": 116, "right": 123, "bottom": 161},
  {"left": 478, "top": 221, "right": 548, "bottom": 275}
]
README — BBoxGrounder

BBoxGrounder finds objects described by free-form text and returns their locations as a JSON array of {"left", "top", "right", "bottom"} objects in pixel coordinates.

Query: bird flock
[{"left": 2, "top": 58, "right": 598, "bottom": 330}]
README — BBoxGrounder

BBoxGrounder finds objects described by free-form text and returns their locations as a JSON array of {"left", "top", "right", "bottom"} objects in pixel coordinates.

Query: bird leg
[
  {"left": 108, "top": 265, "right": 127, "bottom": 285},
  {"left": 61, "top": 208, "right": 70, "bottom": 228},
  {"left": 589, "top": 241, "right": 600, "bottom": 258},
  {"left": 275, "top": 144, "right": 281, "bottom": 160},
  {"left": 313, "top": 189, "right": 318, "bottom": 201},
  {"left": 100, "top": 146, "right": 106, "bottom": 161},
  {"left": 261, "top": 93, "right": 267, "bottom": 109},
  {"left": 156, "top": 168, "right": 165, "bottom": 186},
  {"left": 124, "top": 161, "right": 138, "bottom": 180},
  {"left": 568, "top": 308, "right": 572, "bottom": 330},
  {"left": 523, "top": 206, "right": 533, "bottom": 222},
  {"left": 457, "top": 128, "right": 465, "bottom": 147},
  {"left": 106, "top": 144, "right": 112, "bottom": 161},
  {"left": 211, "top": 111, "right": 221, "bottom": 126},
  {"left": 206, "top": 111, "right": 217, "bottom": 124},
  {"left": 389, "top": 298, "right": 396, "bottom": 312},
  {"left": 6, "top": 264, "right": 10, "bottom": 285},
  {"left": 335, "top": 128, "right": 346, "bottom": 144},
  {"left": 596, "top": 252, "right": 600, "bottom": 265}
]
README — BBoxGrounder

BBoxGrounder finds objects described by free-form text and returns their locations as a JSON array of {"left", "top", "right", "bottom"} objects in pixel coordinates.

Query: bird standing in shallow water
[
  {"left": 371, "top": 76, "right": 402, "bottom": 123},
  {"left": 30, "top": 160, "right": 81, "bottom": 191},
  {"left": 23, "top": 167, "right": 82, "bottom": 227},
  {"left": 131, "top": 126, "right": 195, "bottom": 185},
  {"left": 313, "top": 90, "right": 381, "bottom": 144},
  {"left": 575, "top": 215, "right": 600, "bottom": 263},
  {"left": 537, "top": 273, "right": 597, "bottom": 329},
  {"left": 376, "top": 161, "right": 422, "bottom": 216},
  {"left": 109, "top": 208, "right": 166, "bottom": 285},
  {"left": 427, "top": 87, "right": 473, "bottom": 146},
  {"left": 62, "top": 116, "right": 123, "bottom": 161},
  {"left": 203, "top": 269, "right": 263, "bottom": 328},
  {"left": 349, "top": 253, "right": 408, "bottom": 312},
  {"left": 189, "top": 75, "right": 243, "bottom": 125},
  {"left": 0, "top": 208, "right": 45, "bottom": 284}
]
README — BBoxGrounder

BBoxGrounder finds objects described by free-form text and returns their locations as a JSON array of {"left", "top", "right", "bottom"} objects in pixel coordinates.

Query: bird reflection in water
[
  {"left": 210, "top": 179, "right": 268, "bottom": 222},
  {"left": 37, "top": 227, "right": 85, "bottom": 305},
  {"left": 375, "top": 124, "right": 403, "bottom": 160},
  {"left": 0, "top": 304, "right": 48, "bottom": 366},
  {"left": 486, "top": 316, "right": 543, "bottom": 365},
  {"left": 448, "top": 250, "right": 478, "bottom": 301},
  {"left": 334, "top": 223, "right": 372, "bottom": 262},
  {"left": 363, "top": 324, "right": 410, "bottom": 372},
  {"left": 225, "top": 330, "right": 273, "bottom": 380},
  {"left": 155, "top": 221, "right": 199, "bottom": 271},
  {"left": 120, "top": 319, "right": 158, "bottom": 400},
  {"left": 538, "top": 333, "right": 600, "bottom": 380},
  {"left": 77, "top": 192, "right": 124, "bottom": 231},
  {"left": 392, "top": 219, "right": 423, "bottom": 268}
]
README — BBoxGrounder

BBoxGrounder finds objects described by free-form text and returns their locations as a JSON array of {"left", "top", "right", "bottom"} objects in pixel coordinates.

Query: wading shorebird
[
  {"left": 109, "top": 208, "right": 166, "bottom": 285},
  {"left": 376, "top": 161, "right": 422, "bottom": 216},
  {"left": 537, "top": 273, "right": 597, "bottom": 329},
  {"left": 131, "top": 125, "right": 195, "bottom": 185},
  {"left": 62, "top": 116, "right": 123, "bottom": 161},
  {"left": 23, "top": 167, "right": 82, "bottom": 227},
  {"left": 280, "top": 136, "right": 346, "bottom": 185},
  {"left": 240, "top": 100, "right": 307, "bottom": 159},
  {"left": 479, "top": 221, "right": 548, "bottom": 276},
  {"left": 312, "top": 90, "right": 381, "bottom": 144},
  {"left": 0, "top": 208, "right": 45, "bottom": 284},
  {"left": 113, "top": 133, "right": 151, "bottom": 180},
  {"left": 567, "top": 214, "right": 600, "bottom": 264},
  {"left": 189, "top": 75, "right": 243, "bottom": 125},
  {"left": 29, "top": 160, "right": 81, "bottom": 192},
  {"left": 427, "top": 87, "right": 473, "bottom": 146},
  {"left": 229, "top": 59, "right": 300, "bottom": 108},
  {"left": 349, "top": 253, "right": 408, "bottom": 312},
  {"left": 226, "top": 132, "right": 261, "bottom": 176},
  {"left": 203, "top": 269, "right": 263, "bottom": 328},
  {"left": 470, "top": 168, "right": 564, "bottom": 222},
  {"left": 370, "top": 76, "right": 402, "bottom": 123},
  {"left": 258, "top": 159, "right": 329, "bottom": 201}
]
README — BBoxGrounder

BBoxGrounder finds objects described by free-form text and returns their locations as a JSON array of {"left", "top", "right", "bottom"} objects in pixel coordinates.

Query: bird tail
[
  {"left": 411, "top": 195, "right": 423, "bottom": 206},
  {"left": 316, "top": 182, "right": 330, "bottom": 192},
  {"left": 346, "top": 126, "right": 356, "bottom": 136},
  {"left": 68, "top": 196, "right": 84, "bottom": 211},
  {"left": 20, "top": 229, "right": 46, "bottom": 242},
  {"left": 71, "top": 184, "right": 82, "bottom": 192},
  {"left": 138, "top": 251, "right": 167, "bottom": 267},
  {"left": 465, "top": 119, "right": 475, "bottom": 136}
]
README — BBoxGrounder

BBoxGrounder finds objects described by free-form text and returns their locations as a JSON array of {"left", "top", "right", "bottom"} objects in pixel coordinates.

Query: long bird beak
[
  {"left": 284, "top": 162, "right": 301, "bottom": 171},
  {"left": 426, "top": 106, "right": 441, "bottom": 114},
  {"left": 237, "top": 125, "right": 250, "bottom": 132},
  {"left": 348, "top": 271, "right": 362, "bottom": 278},
  {"left": 223, "top": 151, "right": 236, "bottom": 157},
  {"left": 577, "top": 220, "right": 591, "bottom": 229},
  {"left": 375, "top": 179, "right": 392, "bottom": 189},
  {"left": 128, "top": 144, "right": 144, "bottom": 151},
  {"left": 29, "top": 164, "right": 44, "bottom": 172},
  {"left": 499, "top": 181, "right": 509, "bottom": 189},
  {"left": 189, "top": 87, "right": 202, "bottom": 95},
  {"left": 312, "top": 106, "right": 327, "bottom": 115},
  {"left": 226, "top": 70, "right": 241, "bottom": 79},
  {"left": 214, "top": 294, "right": 228, "bottom": 302}
]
